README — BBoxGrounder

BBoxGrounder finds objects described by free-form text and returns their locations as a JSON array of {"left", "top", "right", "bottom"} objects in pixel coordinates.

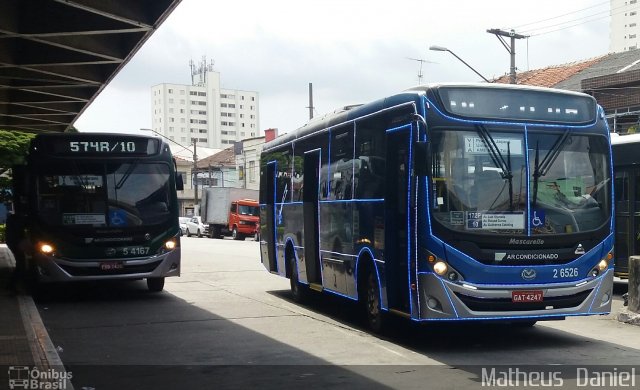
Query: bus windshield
[
  {"left": 36, "top": 162, "right": 173, "bottom": 228},
  {"left": 429, "top": 127, "right": 610, "bottom": 235}
]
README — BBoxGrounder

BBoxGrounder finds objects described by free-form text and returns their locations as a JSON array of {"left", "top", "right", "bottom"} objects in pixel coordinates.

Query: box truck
[{"left": 200, "top": 187, "right": 259, "bottom": 240}]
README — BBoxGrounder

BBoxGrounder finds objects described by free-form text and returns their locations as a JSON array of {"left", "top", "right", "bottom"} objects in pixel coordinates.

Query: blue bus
[
  {"left": 9, "top": 133, "right": 183, "bottom": 292},
  {"left": 611, "top": 132, "right": 640, "bottom": 279},
  {"left": 259, "top": 84, "right": 614, "bottom": 331}
]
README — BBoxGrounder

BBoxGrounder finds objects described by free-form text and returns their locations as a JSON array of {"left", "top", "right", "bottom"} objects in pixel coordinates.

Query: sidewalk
[{"left": 0, "top": 244, "right": 63, "bottom": 369}]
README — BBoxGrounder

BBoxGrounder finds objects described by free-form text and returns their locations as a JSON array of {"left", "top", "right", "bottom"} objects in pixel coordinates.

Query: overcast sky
[{"left": 75, "top": 0, "right": 612, "bottom": 136}]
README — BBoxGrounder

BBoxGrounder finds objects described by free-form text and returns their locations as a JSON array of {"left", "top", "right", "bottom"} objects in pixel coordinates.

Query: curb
[{"left": 1, "top": 244, "right": 74, "bottom": 389}]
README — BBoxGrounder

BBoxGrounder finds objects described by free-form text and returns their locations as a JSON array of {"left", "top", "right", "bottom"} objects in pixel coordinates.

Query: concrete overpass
[{"left": 0, "top": 0, "right": 182, "bottom": 133}]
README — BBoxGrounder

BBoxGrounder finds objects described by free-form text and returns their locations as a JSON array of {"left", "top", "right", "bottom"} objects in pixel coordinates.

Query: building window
[
  {"left": 251, "top": 97, "right": 255, "bottom": 101},
  {"left": 169, "top": 98, "right": 174, "bottom": 103},
  {"left": 190, "top": 91, "right": 198, "bottom": 96},
  {"left": 198, "top": 92, "right": 206, "bottom": 96},
  {"left": 632, "top": 11, "right": 637, "bottom": 16},
  {"left": 631, "top": 23, "right": 637, "bottom": 27},
  {"left": 168, "top": 88, "right": 173, "bottom": 94},
  {"left": 631, "top": 34, "right": 637, "bottom": 39},
  {"left": 248, "top": 160, "right": 255, "bottom": 182}
]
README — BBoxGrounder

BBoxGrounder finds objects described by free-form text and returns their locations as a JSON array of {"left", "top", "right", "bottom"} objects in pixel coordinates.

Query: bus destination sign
[{"left": 50, "top": 138, "right": 159, "bottom": 156}]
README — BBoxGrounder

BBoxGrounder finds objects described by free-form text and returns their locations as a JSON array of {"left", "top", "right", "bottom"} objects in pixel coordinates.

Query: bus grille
[
  {"left": 454, "top": 289, "right": 592, "bottom": 312},
  {"left": 59, "top": 260, "right": 163, "bottom": 276}
]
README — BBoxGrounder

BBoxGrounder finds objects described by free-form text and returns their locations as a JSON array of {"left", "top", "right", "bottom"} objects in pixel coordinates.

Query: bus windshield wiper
[
  {"left": 531, "top": 129, "right": 570, "bottom": 207},
  {"left": 115, "top": 160, "right": 139, "bottom": 190},
  {"left": 476, "top": 125, "right": 514, "bottom": 210}
]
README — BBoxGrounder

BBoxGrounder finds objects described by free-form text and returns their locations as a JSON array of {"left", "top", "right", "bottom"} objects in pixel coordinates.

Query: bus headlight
[
  {"left": 591, "top": 251, "right": 613, "bottom": 277},
  {"left": 597, "top": 259, "right": 608, "bottom": 272},
  {"left": 164, "top": 239, "right": 177, "bottom": 250},
  {"left": 39, "top": 242, "right": 55, "bottom": 255},
  {"left": 433, "top": 261, "right": 448, "bottom": 276},
  {"left": 597, "top": 252, "right": 613, "bottom": 271}
]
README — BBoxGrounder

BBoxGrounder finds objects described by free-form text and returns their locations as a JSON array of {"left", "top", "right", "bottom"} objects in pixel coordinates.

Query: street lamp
[{"left": 429, "top": 45, "right": 490, "bottom": 83}]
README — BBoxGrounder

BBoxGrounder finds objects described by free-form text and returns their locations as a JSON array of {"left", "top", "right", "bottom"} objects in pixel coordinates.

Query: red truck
[{"left": 200, "top": 188, "right": 259, "bottom": 240}]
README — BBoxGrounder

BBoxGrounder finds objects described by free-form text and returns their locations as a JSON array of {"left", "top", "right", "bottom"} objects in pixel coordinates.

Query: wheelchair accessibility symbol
[
  {"left": 109, "top": 209, "right": 128, "bottom": 227},
  {"left": 531, "top": 210, "right": 545, "bottom": 227}
]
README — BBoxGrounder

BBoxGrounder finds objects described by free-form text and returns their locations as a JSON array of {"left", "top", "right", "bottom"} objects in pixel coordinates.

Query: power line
[
  {"left": 511, "top": 1, "right": 609, "bottom": 30},
  {"left": 521, "top": 3, "right": 637, "bottom": 37}
]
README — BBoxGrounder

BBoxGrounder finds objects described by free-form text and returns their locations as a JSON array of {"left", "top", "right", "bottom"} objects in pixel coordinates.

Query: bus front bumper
[
  {"left": 32, "top": 248, "right": 181, "bottom": 283},
  {"left": 416, "top": 269, "right": 614, "bottom": 321}
]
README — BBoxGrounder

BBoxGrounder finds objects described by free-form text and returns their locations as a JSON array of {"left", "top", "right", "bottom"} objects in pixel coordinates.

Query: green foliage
[
  {"left": 0, "top": 129, "right": 35, "bottom": 202},
  {"left": 0, "top": 130, "right": 34, "bottom": 171},
  {"left": 0, "top": 224, "right": 5, "bottom": 243}
]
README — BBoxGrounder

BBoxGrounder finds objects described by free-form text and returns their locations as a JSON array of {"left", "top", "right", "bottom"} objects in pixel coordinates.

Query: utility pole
[
  {"left": 486, "top": 28, "right": 528, "bottom": 84},
  {"left": 193, "top": 139, "right": 198, "bottom": 207}
]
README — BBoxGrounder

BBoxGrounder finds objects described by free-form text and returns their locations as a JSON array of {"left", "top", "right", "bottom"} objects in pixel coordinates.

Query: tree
[{"left": 0, "top": 130, "right": 35, "bottom": 202}]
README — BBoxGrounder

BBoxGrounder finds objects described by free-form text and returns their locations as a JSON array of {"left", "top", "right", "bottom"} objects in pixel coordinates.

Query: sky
[{"left": 75, "top": 0, "right": 612, "bottom": 136}]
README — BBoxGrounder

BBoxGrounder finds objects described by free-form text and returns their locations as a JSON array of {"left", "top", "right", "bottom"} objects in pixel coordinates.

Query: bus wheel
[
  {"left": 289, "top": 255, "right": 308, "bottom": 303},
  {"left": 147, "top": 277, "right": 165, "bottom": 292},
  {"left": 365, "top": 268, "right": 384, "bottom": 333}
]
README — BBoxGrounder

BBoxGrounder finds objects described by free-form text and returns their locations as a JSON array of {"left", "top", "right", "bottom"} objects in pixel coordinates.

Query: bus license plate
[
  {"left": 100, "top": 261, "right": 124, "bottom": 271},
  {"left": 512, "top": 290, "right": 543, "bottom": 303}
]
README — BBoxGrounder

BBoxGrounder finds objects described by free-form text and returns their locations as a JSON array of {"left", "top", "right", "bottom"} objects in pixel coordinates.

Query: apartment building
[
  {"left": 151, "top": 61, "right": 259, "bottom": 149},
  {"left": 611, "top": 0, "right": 640, "bottom": 52}
]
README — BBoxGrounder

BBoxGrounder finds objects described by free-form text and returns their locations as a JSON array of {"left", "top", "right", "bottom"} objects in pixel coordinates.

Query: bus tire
[
  {"left": 289, "top": 252, "right": 308, "bottom": 303},
  {"left": 147, "top": 277, "right": 165, "bottom": 292},
  {"left": 364, "top": 267, "right": 385, "bottom": 333}
]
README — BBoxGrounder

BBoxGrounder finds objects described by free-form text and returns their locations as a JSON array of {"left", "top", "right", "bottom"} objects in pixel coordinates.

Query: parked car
[
  {"left": 179, "top": 217, "right": 190, "bottom": 236},
  {"left": 185, "top": 216, "right": 208, "bottom": 237}
]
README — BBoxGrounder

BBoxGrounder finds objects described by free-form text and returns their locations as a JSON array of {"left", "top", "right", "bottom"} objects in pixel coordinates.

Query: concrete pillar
[{"left": 630, "top": 256, "right": 640, "bottom": 313}]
